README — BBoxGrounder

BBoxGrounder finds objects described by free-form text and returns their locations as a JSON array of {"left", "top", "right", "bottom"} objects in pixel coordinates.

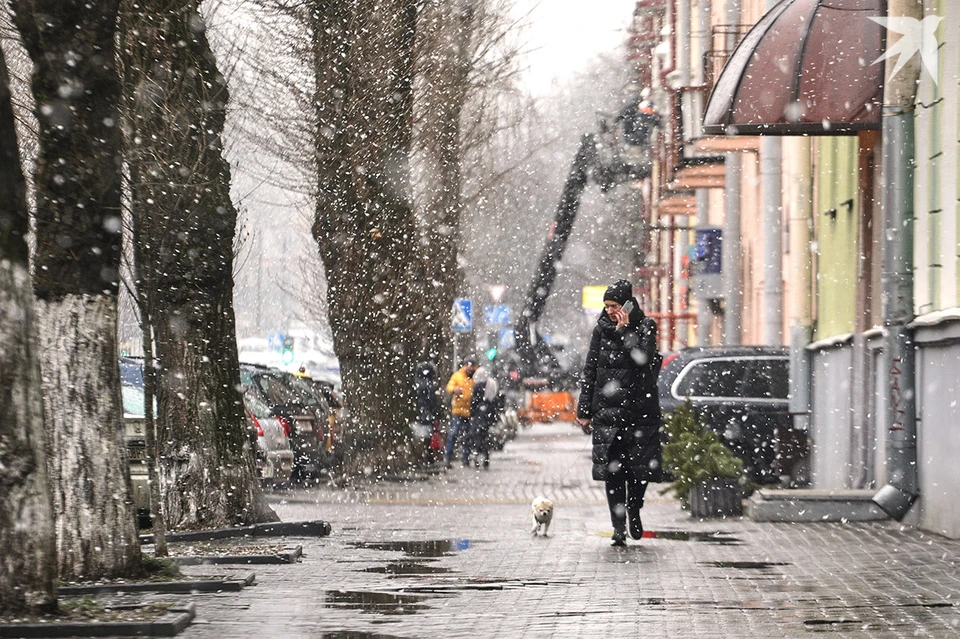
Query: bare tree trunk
[
  {"left": 0, "top": 43, "right": 57, "bottom": 616},
  {"left": 311, "top": 0, "right": 430, "bottom": 455},
  {"left": 118, "top": 0, "right": 274, "bottom": 528},
  {"left": 413, "top": 1, "right": 476, "bottom": 368},
  {"left": 35, "top": 297, "right": 144, "bottom": 576},
  {"left": 11, "top": 0, "right": 142, "bottom": 580}
]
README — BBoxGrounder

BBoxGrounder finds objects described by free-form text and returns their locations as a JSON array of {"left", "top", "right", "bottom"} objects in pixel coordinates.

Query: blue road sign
[
  {"left": 452, "top": 298, "right": 473, "bottom": 333},
  {"left": 483, "top": 304, "right": 512, "bottom": 326},
  {"left": 267, "top": 332, "right": 285, "bottom": 351}
]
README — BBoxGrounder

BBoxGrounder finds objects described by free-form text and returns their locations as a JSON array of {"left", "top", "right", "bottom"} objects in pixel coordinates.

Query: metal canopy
[{"left": 703, "top": 0, "right": 886, "bottom": 136}]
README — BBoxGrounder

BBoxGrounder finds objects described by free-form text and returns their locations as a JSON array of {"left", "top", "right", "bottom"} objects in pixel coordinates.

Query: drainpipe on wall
[
  {"left": 722, "top": 152, "right": 742, "bottom": 345},
  {"left": 762, "top": 0, "right": 784, "bottom": 346},
  {"left": 762, "top": 136, "right": 784, "bottom": 344},
  {"left": 693, "top": 0, "right": 712, "bottom": 346},
  {"left": 872, "top": 0, "right": 921, "bottom": 521},
  {"left": 695, "top": 189, "right": 712, "bottom": 345},
  {"left": 721, "top": 0, "right": 742, "bottom": 346},
  {"left": 786, "top": 136, "right": 813, "bottom": 482},
  {"left": 678, "top": 0, "right": 691, "bottom": 88},
  {"left": 696, "top": 0, "right": 711, "bottom": 89}
]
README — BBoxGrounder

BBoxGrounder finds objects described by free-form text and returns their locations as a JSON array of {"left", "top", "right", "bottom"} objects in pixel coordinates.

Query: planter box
[
  {"left": 689, "top": 479, "right": 743, "bottom": 518},
  {"left": 0, "top": 603, "right": 194, "bottom": 638}
]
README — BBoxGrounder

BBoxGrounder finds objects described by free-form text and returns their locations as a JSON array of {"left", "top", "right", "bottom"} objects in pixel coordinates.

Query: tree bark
[
  {"left": 11, "top": 0, "right": 142, "bottom": 580},
  {"left": 0, "top": 43, "right": 57, "bottom": 616},
  {"left": 413, "top": 1, "right": 475, "bottom": 369},
  {"left": 35, "top": 296, "right": 143, "bottom": 577},
  {"left": 119, "top": 0, "right": 274, "bottom": 528},
  {"left": 311, "top": 0, "right": 431, "bottom": 455}
]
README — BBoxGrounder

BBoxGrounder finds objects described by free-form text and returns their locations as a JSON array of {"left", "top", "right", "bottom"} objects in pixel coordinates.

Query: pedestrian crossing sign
[{"left": 452, "top": 298, "right": 473, "bottom": 332}]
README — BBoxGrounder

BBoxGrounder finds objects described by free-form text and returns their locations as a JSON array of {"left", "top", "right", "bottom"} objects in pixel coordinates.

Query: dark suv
[{"left": 657, "top": 346, "right": 807, "bottom": 486}]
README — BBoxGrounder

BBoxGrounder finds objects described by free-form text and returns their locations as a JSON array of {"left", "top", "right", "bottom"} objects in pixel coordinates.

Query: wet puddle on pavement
[
  {"left": 596, "top": 530, "right": 743, "bottom": 544},
  {"left": 390, "top": 579, "right": 574, "bottom": 593},
  {"left": 803, "top": 618, "right": 862, "bottom": 632},
  {"left": 362, "top": 561, "right": 453, "bottom": 576},
  {"left": 645, "top": 530, "right": 742, "bottom": 544},
  {"left": 349, "top": 539, "right": 474, "bottom": 557},
  {"left": 701, "top": 560, "right": 791, "bottom": 570},
  {"left": 317, "top": 632, "right": 405, "bottom": 639},
  {"left": 322, "top": 590, "right": 431, "bottom": 615}
]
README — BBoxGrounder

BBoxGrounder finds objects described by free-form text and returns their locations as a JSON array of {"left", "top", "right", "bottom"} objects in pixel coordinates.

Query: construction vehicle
[{"left": 500, "top": 103, "right": 657, "bottom": 425}]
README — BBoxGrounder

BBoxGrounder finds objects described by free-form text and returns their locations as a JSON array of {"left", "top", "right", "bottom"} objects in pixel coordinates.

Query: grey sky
[{"left": 516, "top": 0, "right": 637, "bottom": 95}]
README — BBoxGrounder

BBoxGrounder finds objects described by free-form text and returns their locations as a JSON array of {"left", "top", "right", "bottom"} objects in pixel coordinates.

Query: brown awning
[{"left": 703, "top": 0, "right": 886, "bottom": 136}]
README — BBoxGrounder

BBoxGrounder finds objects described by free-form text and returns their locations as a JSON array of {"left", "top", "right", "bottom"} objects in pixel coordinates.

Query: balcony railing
[{"left": 703, "top": 24, "right": 752, "bottom": 94}]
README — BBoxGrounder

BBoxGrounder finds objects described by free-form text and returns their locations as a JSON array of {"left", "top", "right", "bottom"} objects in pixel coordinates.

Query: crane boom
[{"left": 514, "top": 134, "right": 597, "bottom": 364}]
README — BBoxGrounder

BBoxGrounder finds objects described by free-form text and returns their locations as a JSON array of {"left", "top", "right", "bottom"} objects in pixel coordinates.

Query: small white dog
[{"left": 531, "top": 496, "right": 554, "bottom": 537}]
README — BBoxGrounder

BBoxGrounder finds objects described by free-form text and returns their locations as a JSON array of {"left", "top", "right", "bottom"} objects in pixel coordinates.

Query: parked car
[
  {"left": 657, "top": 346, "right": 808, "bottom": 486},
  {"left": 243, "top": 389, "right": 295, "bottom": 487},
  {"left": 240, "top": 364, "right": 329, "bottom": 480},
  {"left": 121, "top": 382, "right": 152, "bottom": 529}
]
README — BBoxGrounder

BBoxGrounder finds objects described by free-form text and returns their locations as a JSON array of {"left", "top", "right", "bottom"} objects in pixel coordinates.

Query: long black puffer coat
[
  {"left": 414, "top": 362, "right": 439, "bottom": 426},
  {"left": 577, "top": 301, "right": 663, "bottom": 481}
]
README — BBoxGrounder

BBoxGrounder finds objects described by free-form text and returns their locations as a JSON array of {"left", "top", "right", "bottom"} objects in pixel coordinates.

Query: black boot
[
  {"left": 611, "top": 530, "right": 627, "bottom": 547},
  {"left": 627, "top": 481, "right": 648, "bottom": 540}
]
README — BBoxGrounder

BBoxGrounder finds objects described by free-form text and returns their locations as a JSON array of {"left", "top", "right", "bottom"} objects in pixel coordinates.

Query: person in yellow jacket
[{"left": 444, "top": 357, "right": 478, "bottom": 467}]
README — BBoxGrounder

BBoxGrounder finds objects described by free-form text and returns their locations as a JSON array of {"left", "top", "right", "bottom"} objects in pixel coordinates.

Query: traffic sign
[
  {"left": 483, "top": 304, "right": 512, "bottom": 326},
  {"left": 487, "top": 284, "right": 507, "bottom": 302},
  {"left": 452, "top": 298, "right": 473, "bottom": 332},
  {"left": 267, "top": 332, "right": 285, "bottom": 351}
]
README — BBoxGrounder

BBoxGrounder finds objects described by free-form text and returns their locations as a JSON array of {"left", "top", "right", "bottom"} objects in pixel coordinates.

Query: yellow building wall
[{"left": 813, "top": 137, "right": 860, "bottom": 339}]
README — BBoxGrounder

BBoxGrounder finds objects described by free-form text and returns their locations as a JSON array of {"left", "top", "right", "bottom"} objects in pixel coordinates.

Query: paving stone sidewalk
[{"left": 170, "top": 421, "right": 960, "bottom": 639}]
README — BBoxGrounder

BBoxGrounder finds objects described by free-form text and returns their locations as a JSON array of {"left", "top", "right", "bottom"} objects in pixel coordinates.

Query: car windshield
[
  {"left": 257, "top": 373, "right": 318, "bottom": 407},
  {"left": 285, "top": 376, "right": 322, "bottom": 407}
]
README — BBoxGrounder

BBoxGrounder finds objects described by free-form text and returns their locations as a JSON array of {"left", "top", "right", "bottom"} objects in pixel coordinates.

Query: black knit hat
[{"left": 603, "top": 280, "right": 633, "bottom": 305}]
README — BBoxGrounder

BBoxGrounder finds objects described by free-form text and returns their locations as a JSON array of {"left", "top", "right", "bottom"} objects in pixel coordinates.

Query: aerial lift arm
[{"left": 514, "top": 133, "right": 598, "bottom": 363}]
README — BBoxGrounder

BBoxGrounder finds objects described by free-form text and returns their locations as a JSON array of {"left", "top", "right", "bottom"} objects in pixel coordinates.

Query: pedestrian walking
[
  {"left": 444, "top": 357, "right": 478, "bottom": 468},
  {"left": 414, "top": 361, "right": 441, "bottom": 462},
  {"left": 465, "top": 366, "right": 502, "bottom": 469},
  {"left": 576, "top": 279, "right": 663, "bottom": 546}
]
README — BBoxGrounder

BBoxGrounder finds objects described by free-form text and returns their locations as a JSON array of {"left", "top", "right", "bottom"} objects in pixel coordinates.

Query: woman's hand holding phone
[{"left": 615, "top": 300, "right": 634, "bottom": 329}]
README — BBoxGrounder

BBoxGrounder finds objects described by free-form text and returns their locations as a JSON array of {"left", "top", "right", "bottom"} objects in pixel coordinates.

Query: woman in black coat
[
  {"left": 414, "top": 362, "right": 440, "bottom": 459},
  {"left": 466, "top": 367, "right": 501, "bottom": 469},
  {"left": 576, "top": 280, "right": 662, "bottom": 546}
]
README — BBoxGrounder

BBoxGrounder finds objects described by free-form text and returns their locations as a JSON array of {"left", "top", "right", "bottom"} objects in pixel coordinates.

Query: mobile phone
[{"left": 621, "top": 300, "right": 635, "bottom": 315}]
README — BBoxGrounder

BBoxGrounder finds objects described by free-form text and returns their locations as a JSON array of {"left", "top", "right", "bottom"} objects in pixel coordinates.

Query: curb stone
[
  {"left": 172, "top": 545, "right": 301, "bottom": 566},
  {"left": 57, "top": 572, "right": 256, "bottom": 595},
  {"left": 139, "top": 520, "right": 331, "bottom": 545}
]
